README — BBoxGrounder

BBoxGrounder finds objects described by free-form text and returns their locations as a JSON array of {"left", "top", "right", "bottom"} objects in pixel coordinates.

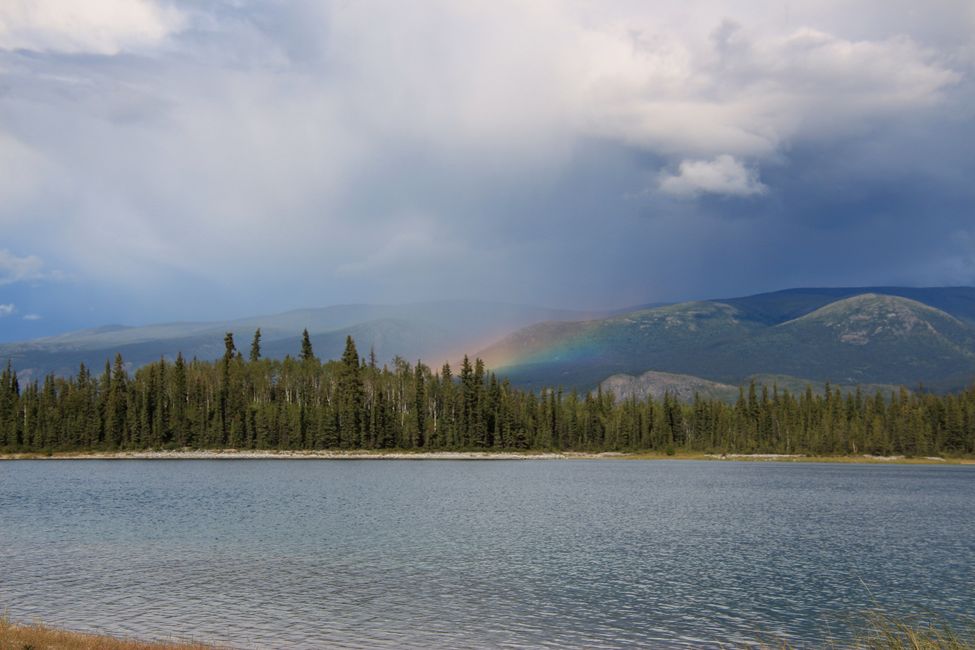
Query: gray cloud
[
  {"left": 0, "top": 250, "right": 56, "bottom": 286},
  {"left": 0, "top": 0, "right": 972, "bottom": 332}
]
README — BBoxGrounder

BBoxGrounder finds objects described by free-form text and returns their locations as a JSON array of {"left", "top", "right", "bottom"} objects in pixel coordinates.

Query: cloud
[
  {"left": 0, "top": 0, "right": 183, "bottom": 55},
  {"left": 0, "top": 1, "right": 971, "bottom": 323},
  {"left": 556, "top": 14, "right": 959, "bottom": 162},
  {"left": 0, "top": 132, "right": 48, "bottom": 211},
  {"left": 658, "top": 155, "right": 768, "bottom": 198},
  {"left": 23, "top": 313, "right": 41, "bottom": 321},
  {"left": 0, "top": 250, "right": 55, "bottom": 285},
  {"left": 0, "top": 303, "right": 14, "bottom": 317}
]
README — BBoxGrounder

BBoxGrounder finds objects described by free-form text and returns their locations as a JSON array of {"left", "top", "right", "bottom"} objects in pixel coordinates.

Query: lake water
[{"left": 1, "top": 460, "right": 973, "bottom": 648}]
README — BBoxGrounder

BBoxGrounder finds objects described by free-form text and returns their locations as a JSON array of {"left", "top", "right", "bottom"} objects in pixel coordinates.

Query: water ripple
[{"left": 1, "top": 460, "right": 973, "bottom": 648}]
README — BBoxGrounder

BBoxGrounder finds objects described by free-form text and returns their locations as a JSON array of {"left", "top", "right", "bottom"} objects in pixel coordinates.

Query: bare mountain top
[{"left": 600, "top": 371, "right": 739, "bottom": 402}]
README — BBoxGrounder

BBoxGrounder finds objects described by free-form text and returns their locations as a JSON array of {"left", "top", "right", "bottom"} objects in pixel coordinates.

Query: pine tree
[
  {"left": 337, "top": 336, "right": 364, "bottom": 447},
  {"left": 300, "top": 329, "right": 315, "bottom": 362},
  {"left": 250, "top": 329, "right": 262, "bottom": 362},
  {"left": 173, "top": 353, "right": 188, "bottom": 447},
  {"left": 414, "top": 362, "right": 426, "bottom": 448},
  {"left": 106, "top": 353, "right": 128, "bottom": 449}
]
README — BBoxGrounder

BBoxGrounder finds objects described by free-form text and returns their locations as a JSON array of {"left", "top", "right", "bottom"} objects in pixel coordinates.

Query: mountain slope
[
  {"left": 479, "top": 291, "right": 975, "bottom": 392},
  {"left": 723, "top": 294, "right": 975, "bottom": 388},
  {"left": 7, "top": 287, "right": 975, "bottom": 392},
  {"left": 600, "top": 371, "right": 740, "bottom": 402},
  {"left": 720, "top": 286, "right": 975, "bottom": 325},
  {"left": 479, "top": 301, "right": 764, "bottom": 388},
  {"left": 0, "top": 301, "right": 603, "bottom": 379}
]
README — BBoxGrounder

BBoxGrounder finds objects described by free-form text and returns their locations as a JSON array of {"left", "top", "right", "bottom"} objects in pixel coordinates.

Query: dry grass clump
[
  {"left": 0, "top": 617, "right": 216, "bottom": 650},
  {"left": 854, "top": 611, "right": 975, "bottom": 650},
  {"left": 759, "top": 612, "right": 975, "bottom": 649}
]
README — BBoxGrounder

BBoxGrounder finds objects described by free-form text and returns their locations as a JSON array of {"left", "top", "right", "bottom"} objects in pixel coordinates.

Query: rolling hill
[
  {"left": 0, "top": 301, "right": 603, "bottom": 380},
  {"left": 479, "top": 288, "right": 975, "bottom": 393},
  {"left": 5, "top": 286, "right": 975, "bottom": 394}
]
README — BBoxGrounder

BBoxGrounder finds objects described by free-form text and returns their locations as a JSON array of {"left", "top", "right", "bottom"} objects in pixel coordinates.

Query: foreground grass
[
  {"left": 853, "top": 612, "right": 975, "bottom": 650},
  {"left": 2, "top": 614, "right": 972, "bottom": 649},
  {"left": 757, "top": 613, "right": 975, "bottom": 649},
  {"left": 0, "top": 618, "right": 216, "bottom": 650}
]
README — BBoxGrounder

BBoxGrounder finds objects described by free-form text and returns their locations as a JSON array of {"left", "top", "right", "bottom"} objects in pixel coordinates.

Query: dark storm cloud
[{"left": 0, "top": 0, "right": 972, "bottom": 339}]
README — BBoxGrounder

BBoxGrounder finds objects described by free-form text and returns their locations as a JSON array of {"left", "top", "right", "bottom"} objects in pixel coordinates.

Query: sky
[{"left": 0, "top": 0, "right": 973, "bottom": 341}]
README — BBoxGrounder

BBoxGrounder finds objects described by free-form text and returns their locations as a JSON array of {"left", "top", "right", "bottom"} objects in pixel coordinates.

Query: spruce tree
[
  {"left": 337, "top": 336, "right": 364, "bottom": 447},
  {"left": 106, "top": 353, "right": 128, "bottom": 449},
  {"left": 250, "top": 329, "right": 262, "bottom": 362},
  {"left": 173, "top": 352, "right": 188, "bottom": 447},
  {"left": 300, "top": 329, "right": 315, "bottom": 362},
  {"left": 414, "top": 362, "right": 426, "bottom": 448}
]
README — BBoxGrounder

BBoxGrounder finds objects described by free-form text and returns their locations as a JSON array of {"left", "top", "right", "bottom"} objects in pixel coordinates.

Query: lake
[{"left": 1, "top": 460, "right": 973, "bottom": 648}]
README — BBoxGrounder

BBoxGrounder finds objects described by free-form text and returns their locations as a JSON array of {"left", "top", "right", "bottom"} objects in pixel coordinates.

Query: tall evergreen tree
[
  {"left": 414, "top": 361, "right": 426, "bottom": 448},
  {"left": 337, "top": 335, "right": 364, "bottom": 447},
  {"left": 106, "top": 353, "right": 128, "bottom": 449},
  {"left": 249, "top": 329, "right": 262, "bottom": 362},
  {"left": 300, "top": 329, "right": 315, "bottom": 362}
]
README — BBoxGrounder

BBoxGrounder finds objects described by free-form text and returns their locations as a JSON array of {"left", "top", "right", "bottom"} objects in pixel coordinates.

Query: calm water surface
[{"left": 1, "top": 460, "right": 973, "bottom": 648}]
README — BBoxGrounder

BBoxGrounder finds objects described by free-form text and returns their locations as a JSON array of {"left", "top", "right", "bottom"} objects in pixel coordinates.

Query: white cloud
[
  {"left": 576, "top": 20, "right": 959, "bottom": 162},
  {"left": 0, "top": 0, "right": 183, "bottom": 55},
  {"left": 0, "top": 303, "right": 15, "bottom": 317},
  {"left": 308, "top": 2, "right": 961, "bottom": 163},
  {"left": 0, "top": 132, "right": 48, "bottom": 212},
  {"left": 23, "top": 313, "right": 41, "bottom": 321},
  {"left": 0, "top": 1, "right": 968, "bottom": 299},
  {"left": 658, "top": 155, "right": 768, "bottom": 198},
  {"left": 0, "top": 250, "right": 51, "bottom": 285}
]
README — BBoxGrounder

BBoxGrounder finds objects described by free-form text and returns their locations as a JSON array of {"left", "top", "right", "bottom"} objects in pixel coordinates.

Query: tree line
[{"left": 1, "top": 330, "right": 973, "bottom": 456}]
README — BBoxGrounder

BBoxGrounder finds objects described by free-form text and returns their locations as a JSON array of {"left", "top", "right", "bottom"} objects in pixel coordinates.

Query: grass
[
  {"left": 754, "top": 612, "right": 975, "bottom": 649},
  {"left": 853, "top": 611, "right": 975, "bottom": 650},
  {"left": 2, "top": 613, "right": 972, "bottom": 649},
  {"left": 0, "top": 617, "right": 216, "bottom": 650}
]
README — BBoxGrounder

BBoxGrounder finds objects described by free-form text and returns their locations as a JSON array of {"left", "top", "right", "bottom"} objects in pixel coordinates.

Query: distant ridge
[
  {"left": 720, "top": 286, "right": 975, "bottom": 325},
  {"left": 0, "top": 301, "right": 605, "bottom": 380},
  {"left": 5, "top": 287, "right": 975, "bottom": 393},
  {"left": 478, "top": 287, "right": 975, "bottom": 393},
  {"left": 600, "top": 371, "right": 740, "bottom": 402},
  {"left": 599, "top": 370, "right": 905, "bottom": 403}
]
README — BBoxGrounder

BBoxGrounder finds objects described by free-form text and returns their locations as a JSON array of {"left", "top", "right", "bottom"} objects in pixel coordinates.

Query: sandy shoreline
[
  {"left": 0, "top": 449, "right": 971, "bottom": 463},
  {"left": 0, "top": 449, "right": 575, "bottom": 461}
]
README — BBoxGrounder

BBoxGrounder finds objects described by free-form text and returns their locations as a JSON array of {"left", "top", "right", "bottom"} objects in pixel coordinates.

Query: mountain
[
  {"left": 479, "top": 288, "right": 975, "bottom": 393},
  {"left": 720, "top": 286, "right": 975, "bottom": 325},
  {"left": 478, "top": 300, "right": 764, "bottom": 389},
  {"left": 6, "top": 286, "right": 975, "bottom": 393},
  {"left": 0, "top": 301, "right": 603, "bottom": 380},
  {"left": 736, "top": 294, "right": 975, "bottom": 387},
  {"left": 600, "top": 371, "right": 741, "bottom": 402},
  {"left": 599, "top": 369, "right": 906, "bottom": 403}
]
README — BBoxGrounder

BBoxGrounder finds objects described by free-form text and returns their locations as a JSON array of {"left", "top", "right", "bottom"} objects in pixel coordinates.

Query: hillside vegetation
[{"left": 480, "top": 289, "right": 975, "bottom": 392}]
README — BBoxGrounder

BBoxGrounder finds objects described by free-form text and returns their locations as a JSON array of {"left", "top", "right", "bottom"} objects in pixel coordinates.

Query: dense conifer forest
[{"left": 1, "top": 331, "right": 974, "bottom": 456}]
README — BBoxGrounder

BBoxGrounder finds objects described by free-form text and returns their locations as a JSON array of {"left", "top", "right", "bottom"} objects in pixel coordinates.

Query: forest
[{"left": 1, "top": 330, "right": 974, "bottom": 456}]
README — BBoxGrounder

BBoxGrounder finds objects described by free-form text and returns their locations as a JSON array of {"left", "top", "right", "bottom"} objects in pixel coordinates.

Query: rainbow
[{"left": 477, "top": 324, "right": 608, "bottom": 371}]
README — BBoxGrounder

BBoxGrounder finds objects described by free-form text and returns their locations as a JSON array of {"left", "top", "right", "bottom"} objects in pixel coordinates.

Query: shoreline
[
  {"left": 1, "top": 448, "right": 971, "bottom": 464},
  {"left": 2, "top": 612, "right": 972, "bottom": 650},
  {"left": 0, "top": 619, "right": 215, "bottom": 649}
]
